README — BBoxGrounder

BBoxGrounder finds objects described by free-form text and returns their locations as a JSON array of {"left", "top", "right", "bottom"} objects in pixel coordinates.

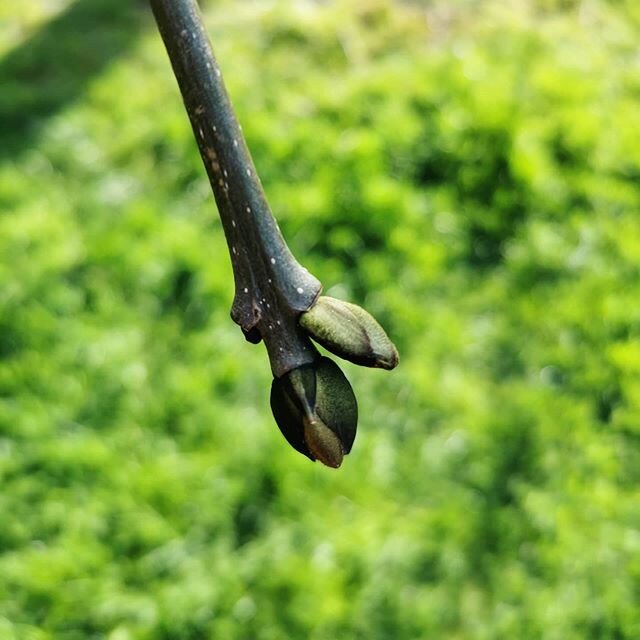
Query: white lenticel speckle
[
  {"left": 212, "top": 125, "right": 217, "bottom": 132},
  {"left": 233, "top": 139, "right": 238, "bottom": 147},
  {"left": 246, "top": 169, "right": 251, "bottom": 176},
  {"left": 232, "top": 220, "right": 236, "bottom": 228},
  {"left": 246, "top": 206, "right": 251, "bottom": 213},
  {"left": 296, "top": 287, "right": 304, "bottom": 294},
  {"left": 223, "top": 169, "right": 228, "bottom": 177},
  {"left": 243, "top": 287, "right": 248, "bottom": 293},
  {"left": 270, "top": 258, "right": 276, "bottom": 264}
]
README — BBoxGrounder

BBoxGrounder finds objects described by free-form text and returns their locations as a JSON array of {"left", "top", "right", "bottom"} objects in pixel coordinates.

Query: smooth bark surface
[{"left": 150, "top": 0, "right": 321, "bottom": 376}]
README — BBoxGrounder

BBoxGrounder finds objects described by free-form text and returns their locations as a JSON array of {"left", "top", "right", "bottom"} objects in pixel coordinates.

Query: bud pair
[{"left": 270, "top": 296, "right": 398, "bottom": 468}]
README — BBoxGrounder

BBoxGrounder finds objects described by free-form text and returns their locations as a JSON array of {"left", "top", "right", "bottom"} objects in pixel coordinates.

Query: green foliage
[{"left": 2, "top": 0, "right": 640, "bottom": 638}]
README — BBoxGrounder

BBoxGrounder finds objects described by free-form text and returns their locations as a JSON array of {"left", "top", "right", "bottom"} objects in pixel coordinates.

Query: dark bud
[
  {"left": 270, "top": 356, "right": 358, "bottom": 468},
  {"left": 300, "top": 296, "right": 399, "bottom": 370}
]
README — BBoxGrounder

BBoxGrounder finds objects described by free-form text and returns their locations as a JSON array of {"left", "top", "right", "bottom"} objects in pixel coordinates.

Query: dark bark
[{"left": 150, "top": 0, "right": 321, "bottom": 376}]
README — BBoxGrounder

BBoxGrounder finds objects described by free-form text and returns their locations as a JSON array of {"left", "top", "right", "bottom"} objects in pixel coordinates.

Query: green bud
[
  {"left": 300, "top": 296, "right": 399, "bottom": 370},
  {"left": 270, "top": 356, "right": 358, "bottom": 468}
]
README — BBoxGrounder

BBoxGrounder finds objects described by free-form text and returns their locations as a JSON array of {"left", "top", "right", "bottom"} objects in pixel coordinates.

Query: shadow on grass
[{"left": 0, "top": 0, "right": 150, "bottom": 163}]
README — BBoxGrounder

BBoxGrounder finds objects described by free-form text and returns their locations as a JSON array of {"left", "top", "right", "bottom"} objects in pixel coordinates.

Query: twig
[
  {"left": 150, "top": 0, "right": 398, "bottom": 468},
  {"left": 150, "top": 0, "right": 320, "bottom": 377}
]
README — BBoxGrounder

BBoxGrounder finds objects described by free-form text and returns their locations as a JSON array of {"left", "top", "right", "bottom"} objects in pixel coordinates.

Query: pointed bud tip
[
  {"left": 304, "top": 418, "right": 344, "bottom": 468},
  {"left": 374, "top": 343, "right": 400, "bottom": 370}
]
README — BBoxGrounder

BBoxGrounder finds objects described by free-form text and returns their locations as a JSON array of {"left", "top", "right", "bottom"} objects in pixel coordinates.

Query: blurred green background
[{"left": 2, "top": 0, "right": 640, "bottom": 638}]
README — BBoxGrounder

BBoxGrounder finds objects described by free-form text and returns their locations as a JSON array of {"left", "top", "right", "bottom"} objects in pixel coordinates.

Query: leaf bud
[
  {"left": 300, "top": 296, "right": 399, "bottom": 370},
  {"left": 270, "top": 356, "right": 358, "bottom": 468}
]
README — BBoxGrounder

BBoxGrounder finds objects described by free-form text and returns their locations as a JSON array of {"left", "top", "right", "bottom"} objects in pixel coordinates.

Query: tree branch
[{"left": 150, "top": 0, "right": 321, "bottom": 377}]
